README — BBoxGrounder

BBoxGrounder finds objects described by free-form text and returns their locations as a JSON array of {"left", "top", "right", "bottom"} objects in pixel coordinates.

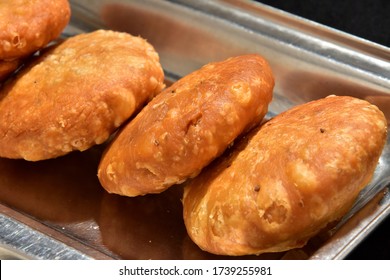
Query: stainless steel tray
[{"left": 0, "top": 0, "right": 389, "bottom": 260}]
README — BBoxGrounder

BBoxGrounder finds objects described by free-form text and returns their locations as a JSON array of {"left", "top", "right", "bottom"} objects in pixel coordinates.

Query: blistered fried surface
[
  {"left": 98, "top": 54, "right": 274, "bottom": 197},
  {"left": 183, "top": 95, "right": 387, "bottom": 256},
  {"left": 0, "top": 30, "right": 165, "bottom": 161},
  {"left": 0, "top": 0, "right": 70, "bottom": 60}
]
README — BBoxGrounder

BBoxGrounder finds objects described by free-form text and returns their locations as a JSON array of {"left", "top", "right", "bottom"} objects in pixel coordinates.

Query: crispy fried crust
[
  {"left": 98, "top": 54, "right": 274, "bottom": 197},
  {"left": 0, "top": 0, "right": 70, "bottom": 60},
  {"left": 0, "top": 59, "right": 21, "bottom": 81},
  {"left": 183, "top": 95, "right": 387, "bottom": 256},
  {"left": 0, "top": 30, "right": 165, "bottom": 161}
]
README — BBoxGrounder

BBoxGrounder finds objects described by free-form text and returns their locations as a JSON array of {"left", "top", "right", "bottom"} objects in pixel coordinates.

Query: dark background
[
  {"left": 258, "top": 0, "right": 389, "bottom": 47},
  {"left": 256, "top": 0, "right": 390, "bottom": 259}
]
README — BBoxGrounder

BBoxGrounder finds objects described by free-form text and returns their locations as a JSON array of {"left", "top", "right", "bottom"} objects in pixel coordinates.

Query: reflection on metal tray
[{"left": 0, "top": 0, "right": 389, "bottom": 260}]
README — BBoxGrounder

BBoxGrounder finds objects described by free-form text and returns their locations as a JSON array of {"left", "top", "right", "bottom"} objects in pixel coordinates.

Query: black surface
[
  {"left": 346, "top": 216, "right": 390, "bottom": 260},
  {"left": 256, "top": 0, "right": 389, "bottom": 260},
  {"left": 258, "top": 0, "right": 390, "bottom": 47}
]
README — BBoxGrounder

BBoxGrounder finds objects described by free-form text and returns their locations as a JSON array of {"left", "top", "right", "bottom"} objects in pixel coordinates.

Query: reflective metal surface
[
  {"left": 0, "top": 214, "right": 91, "bottom": 260},
  {"left": 0, "top": 0, "right": 389, "bottom": 260}
]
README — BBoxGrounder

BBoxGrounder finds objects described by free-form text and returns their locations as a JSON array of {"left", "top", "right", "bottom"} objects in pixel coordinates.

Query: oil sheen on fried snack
[
  {"left": 183, "top": 95, "right": 387, "bottom": 256},
  {"left": 0, "top": 30, "right": 165, "bottom": 161},
  {"left": 98, "top": 54, "right": 275, "bottom": 197}
]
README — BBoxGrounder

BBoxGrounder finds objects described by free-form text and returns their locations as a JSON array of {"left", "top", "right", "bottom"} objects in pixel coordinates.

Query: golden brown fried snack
[
  {"left": 0, "top": 0, "right": 70, "bottom": 60},
  {"left": 98, "top": 54, "right": 274, "bottom": 197},
  {"left": 0, "top": 30, "right": 165, "bottom": 161},
  {"left": 0, "top": 59, "right": 21, "bottom": 81},
  {"left": 183, "top": 95, "right": 387, "bottom": 256}
]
